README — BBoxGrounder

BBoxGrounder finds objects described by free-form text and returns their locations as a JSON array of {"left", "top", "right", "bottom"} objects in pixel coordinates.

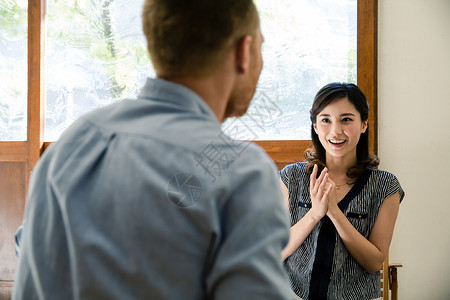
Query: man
[{"left": 13, "top": 1, "right": 291, "bottom": 299}]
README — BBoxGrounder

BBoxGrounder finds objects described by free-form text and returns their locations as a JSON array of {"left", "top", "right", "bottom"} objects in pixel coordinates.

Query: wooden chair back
[
  {"left": 381, "top": 254, "right": 402, "bottom": 300},
  {"left": 381, "top": 255, "right": 390, "bottom": 299}
]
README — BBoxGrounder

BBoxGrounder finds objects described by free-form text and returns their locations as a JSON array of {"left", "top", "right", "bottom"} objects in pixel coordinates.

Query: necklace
[{"left": 336, "top": 182, "right": 352, "bottom": 190}]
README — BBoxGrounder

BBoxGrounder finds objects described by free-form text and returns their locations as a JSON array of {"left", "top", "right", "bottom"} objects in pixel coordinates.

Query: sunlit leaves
[{"left": 0, "top": 0, "right": 27, "bottom": 141}]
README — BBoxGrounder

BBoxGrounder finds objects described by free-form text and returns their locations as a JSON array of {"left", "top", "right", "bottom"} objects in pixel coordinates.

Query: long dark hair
[{"left": 305, "top": 82, "right": 379, "bottom": 179}]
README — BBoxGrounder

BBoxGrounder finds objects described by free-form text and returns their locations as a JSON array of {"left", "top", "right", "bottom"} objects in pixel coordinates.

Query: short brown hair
[{"left": 142, "top": 0, "right": 258, "bottom": 77}]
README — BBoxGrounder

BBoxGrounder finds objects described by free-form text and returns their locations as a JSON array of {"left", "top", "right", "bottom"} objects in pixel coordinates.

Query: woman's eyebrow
[{"left": 318, "top": 113, "right": 356, "bottom": 117}]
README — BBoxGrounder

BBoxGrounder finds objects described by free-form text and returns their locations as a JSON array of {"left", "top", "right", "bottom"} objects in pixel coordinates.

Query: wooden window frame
[
  {"left": 256, "top": 0, "right": 378, "bottom": 170},
  {"left": 0, "top": 0, "right": 46, "bottom": 287},
  {"left": 34, "top": 0, "right": 377, "bottom": 178},
  {"left": 0, "top": 0, "right": 376, "bottom": 289}
]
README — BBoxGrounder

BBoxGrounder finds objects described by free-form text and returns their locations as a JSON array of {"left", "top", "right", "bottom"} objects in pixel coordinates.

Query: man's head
[{"left": 142, "top": 0, "right": 259, "bottom": 78}]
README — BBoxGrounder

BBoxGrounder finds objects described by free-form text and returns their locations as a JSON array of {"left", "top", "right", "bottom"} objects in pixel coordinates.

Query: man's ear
[{"left": 235, "top": 35, "right": 252, "bottom": 74}]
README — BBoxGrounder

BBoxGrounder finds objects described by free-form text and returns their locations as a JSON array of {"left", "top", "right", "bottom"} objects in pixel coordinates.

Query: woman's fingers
[
  {"left": 319, "top": 167, "right": 328, "bottom": 183},
  {"left": 310, "top": 164, "right": 317, "bottom": 190},
  {"left": 322, "top": 182, "right": 333, "bottom": 200},
  {"left": 309, "top": 166, "right": 332, "bottom": 220},
  {"left": 315, "top": 167, "right": 328, "bottom": 191},
  {"left": 311, "top": 166, "right": 328, "bottom": 199},
  {"left": 317, "top": 173, "right": 328, "bottom": 196}
]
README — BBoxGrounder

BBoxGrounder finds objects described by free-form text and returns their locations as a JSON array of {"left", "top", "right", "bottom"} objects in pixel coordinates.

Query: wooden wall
[{"left": 0, "top": 162, "right": 27, "bottom": 299}]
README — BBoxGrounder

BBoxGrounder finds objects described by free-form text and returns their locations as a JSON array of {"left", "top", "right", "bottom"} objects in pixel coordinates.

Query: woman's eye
[
  {"left": 321, "top": 118, "right": 330, "bottom": 123},
  {"left": 342, "top": 117, "right": 353, "bottom": 122}
]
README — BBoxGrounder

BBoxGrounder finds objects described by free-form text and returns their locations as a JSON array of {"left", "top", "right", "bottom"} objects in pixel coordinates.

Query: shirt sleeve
[
  {"left": 385, "top": 173, "right": 405, "bottom": 203},
  {"left": 15, "top": 224, "right": 23, "bottom": 258},
  {"left": 206, "top": 148, "right": 291, "bottom": 300},
  {"left": 279, "top": 164, "right": 292, "bottom": 189}
]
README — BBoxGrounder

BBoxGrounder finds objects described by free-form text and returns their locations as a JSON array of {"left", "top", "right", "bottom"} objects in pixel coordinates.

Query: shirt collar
[{"left": 138, "top": 77, "right": 218, "bottom": 123}]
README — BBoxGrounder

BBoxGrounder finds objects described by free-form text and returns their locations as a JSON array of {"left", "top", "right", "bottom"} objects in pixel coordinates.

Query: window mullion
[{"left": 27, "top": 0, "right": 46, "bottom": 182}]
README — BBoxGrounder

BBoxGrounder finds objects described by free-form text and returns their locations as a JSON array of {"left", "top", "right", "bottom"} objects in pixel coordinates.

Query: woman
[{"left": 280, "top": 83, "right": 404, "bottom": 299}]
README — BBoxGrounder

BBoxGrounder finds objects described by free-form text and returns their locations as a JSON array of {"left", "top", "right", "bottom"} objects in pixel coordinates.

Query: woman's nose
[{"left": 330, "top": 123, "right": 343, "bottom": 135}]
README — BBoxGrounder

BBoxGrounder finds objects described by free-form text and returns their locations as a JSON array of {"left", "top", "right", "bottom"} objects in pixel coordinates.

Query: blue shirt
[{"left": 13, "top": 78, "right": 291, "bottom": 300}]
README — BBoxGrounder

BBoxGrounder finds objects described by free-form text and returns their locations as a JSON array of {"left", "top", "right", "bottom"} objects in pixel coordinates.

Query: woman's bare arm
[{"left": 327, "top": 191, "right": 400, "bottom": 273}]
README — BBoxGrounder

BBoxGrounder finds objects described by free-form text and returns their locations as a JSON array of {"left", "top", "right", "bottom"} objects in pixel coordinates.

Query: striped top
[{"left": 280, "top": 162, "right": 404, "bottom": 300}]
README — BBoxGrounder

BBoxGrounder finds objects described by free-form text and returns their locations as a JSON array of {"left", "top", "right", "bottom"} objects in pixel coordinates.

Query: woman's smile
[{"left": 328, "top": 139, "right": 347, "bottom": 148}]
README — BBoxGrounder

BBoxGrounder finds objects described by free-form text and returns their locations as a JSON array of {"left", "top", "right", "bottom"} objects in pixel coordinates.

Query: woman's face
[{"left": 313, "top": 97, "right": 367, "bottom": 162}]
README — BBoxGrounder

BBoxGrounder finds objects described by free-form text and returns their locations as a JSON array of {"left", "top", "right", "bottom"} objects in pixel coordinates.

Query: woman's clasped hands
[{"left": 309, "top": 164, "right": 339, "bottom": 220}]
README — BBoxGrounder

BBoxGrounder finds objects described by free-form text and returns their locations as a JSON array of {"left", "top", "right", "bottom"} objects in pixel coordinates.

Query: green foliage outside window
[
  {"left": 0, "top": 0, "right": 27, "bottom": 141},
  {"left": 0, "top": 0, "right": 356, "bottom": 141}
]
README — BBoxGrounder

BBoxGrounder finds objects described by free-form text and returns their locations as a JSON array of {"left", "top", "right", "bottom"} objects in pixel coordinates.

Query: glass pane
[
  {"left": 46, "top": 0, "right": 356, "bottom": 141},
  {"left": 0, "top": 0, "right": 28, "bottom": 141},
  {"left": 223, "top": 0, "right": 357, "bottom": 140},
  {"left": 45, "top": 0, "right": 153, "bottom": 141}
]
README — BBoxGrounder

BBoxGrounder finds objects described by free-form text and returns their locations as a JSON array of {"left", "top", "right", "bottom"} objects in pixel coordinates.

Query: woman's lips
[{"left": 329, "top": 139, "right": 346, "bottom": 148}]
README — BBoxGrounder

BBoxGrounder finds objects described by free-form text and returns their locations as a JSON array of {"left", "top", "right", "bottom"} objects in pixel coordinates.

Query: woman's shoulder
[
  {"left": 279, "top": 162, "right": 309, "bottom": 184},
  {"left": 366, "top": 167, "right": 405, "bottom": 201},
  {"left": 367, "top": 167, "right": 400, "bottom": 181},
  {"left": 280, "top": 162, "right": 310, "bottom": 190},
  {"left": 281, "top": 161, "right": 308, "bottom": 174}
]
